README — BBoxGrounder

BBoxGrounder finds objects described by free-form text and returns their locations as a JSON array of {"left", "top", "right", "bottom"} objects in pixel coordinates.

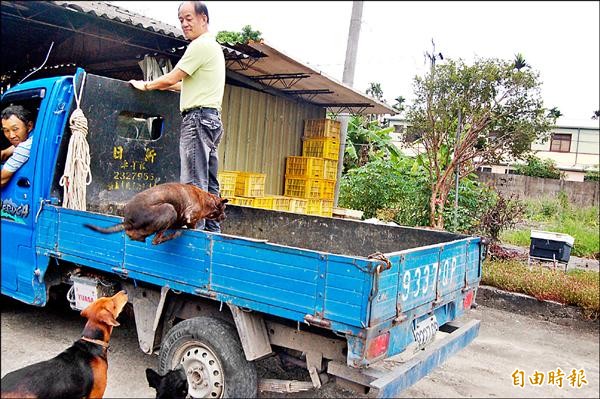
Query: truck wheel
[{"left": 158, "top": 316, "right": 257, "bottom": 398}]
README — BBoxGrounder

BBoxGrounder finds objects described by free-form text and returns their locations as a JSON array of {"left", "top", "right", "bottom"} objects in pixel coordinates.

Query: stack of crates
[
  {"left": 218, "top": 170, "right": 266, "bottom": 207},
  {"left": 282, "top": 119, "right": 340, "bottom": 217},
  {"left": 217, "top": 171, "right": 238, "bottom": 199}
]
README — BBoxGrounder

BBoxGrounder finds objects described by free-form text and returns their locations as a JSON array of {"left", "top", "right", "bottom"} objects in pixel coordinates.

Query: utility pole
[
  {"left": 334, "top": 1, "right": 363, "bottom": 206},
  {"left": 342, "top": 1, "right": 363, "bottom": 87}
]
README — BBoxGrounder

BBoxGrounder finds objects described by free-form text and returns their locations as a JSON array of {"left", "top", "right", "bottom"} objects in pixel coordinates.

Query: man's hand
[{"left": 129, "top": 80, "right": 147, "bottom": 91}]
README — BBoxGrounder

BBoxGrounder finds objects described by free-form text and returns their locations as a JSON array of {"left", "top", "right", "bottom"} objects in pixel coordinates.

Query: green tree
[
  {"left": 366, "top": 82, "right": 384, "bottom": 102},
  {"left": 216, "top": 25, "right": 262, "bottom": 45},
  {"left": 344, "top": 115, "right": 399, "bottom": 170},
  {"left": 406, "top": 55, "right": 557, "bottom": 229},
  {"left": 547, "top": 107, "right": 563, "bottom": 119},
  {"left": 513, "top": 53, "right": 529, "bottom": 70},
  {"left": 514, "top": 155, "right": 565, "bottom": 179},
  {"left": 392, "top": 96, "right": 406, "bottom": 113}
]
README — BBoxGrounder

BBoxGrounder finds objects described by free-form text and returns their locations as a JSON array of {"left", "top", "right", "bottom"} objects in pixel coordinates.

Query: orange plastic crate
[
  {"left": 302, "top": 137, "right": 340, "bottom": 160},
  {"left": 284, "top": 177, "right": 335, "bottom": 200},
  {"left": 285, "top": 156, "right": 326, "bottom": 178},
  {"left": 235, "top": 172, "right": 266, "bottom": 197},
  {"left": 303, "top": 119, "right": 341, "bottom": 140}
]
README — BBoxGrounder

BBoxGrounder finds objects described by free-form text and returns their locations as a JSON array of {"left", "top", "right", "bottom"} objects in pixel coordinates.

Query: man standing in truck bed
[{"left": 129, "top": 1, "right": 226, "bottom": 233}]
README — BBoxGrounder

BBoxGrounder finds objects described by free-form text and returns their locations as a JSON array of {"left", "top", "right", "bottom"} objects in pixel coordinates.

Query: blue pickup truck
[{"left": 1, "top": 69, "right": 482, "bottom": 398}]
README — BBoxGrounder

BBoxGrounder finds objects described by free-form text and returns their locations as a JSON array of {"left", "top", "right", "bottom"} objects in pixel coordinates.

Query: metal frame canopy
[{"left": 1, "top": 0, "right": 395, "bottom": 115}]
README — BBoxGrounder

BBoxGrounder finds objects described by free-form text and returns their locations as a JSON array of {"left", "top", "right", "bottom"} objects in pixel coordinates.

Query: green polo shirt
[{"left": 175, "top": 32, "right": 225, "bottom": 112}]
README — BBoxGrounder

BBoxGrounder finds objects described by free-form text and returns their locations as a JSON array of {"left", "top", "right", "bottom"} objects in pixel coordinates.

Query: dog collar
[{"left": 80, "top": 336, "right": 110, "bottom": 349}]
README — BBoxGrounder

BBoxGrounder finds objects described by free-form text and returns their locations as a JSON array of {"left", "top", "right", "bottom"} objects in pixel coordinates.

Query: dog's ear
[
  {"left": 80, "top": 303, "right": 91, "bottom": 319},
  {"left": 98, "top": 308, "right": 120, "bottom": 327},
  {"left": 146, "top": 368, "right": 161, "bottom": 389}
]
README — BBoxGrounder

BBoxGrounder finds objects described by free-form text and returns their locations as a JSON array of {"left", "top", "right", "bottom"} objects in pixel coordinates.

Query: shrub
[
  {"left": 514, "top": 155, "right": 565, "bottom": 179},
  {"left": 339, "top": 157, "right": 496, "bottom": 233},
  {"left": 339, "top": 157, "right": 424, "bottom": 219},
  {"left": 477, "top": 193, "right": 526, "bottom": 242},
  {"left": 584, "top": 168, "right": 600, "bottom": 182}
]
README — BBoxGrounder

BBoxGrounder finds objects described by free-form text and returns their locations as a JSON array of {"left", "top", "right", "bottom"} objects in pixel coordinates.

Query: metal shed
[{"left": 1, "top": 0, "right": 395, "bottom": 194}]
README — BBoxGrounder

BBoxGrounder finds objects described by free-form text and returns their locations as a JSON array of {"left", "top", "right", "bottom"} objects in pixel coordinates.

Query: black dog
[{"left": 146, "top": 366, "right": 189, "bottom": 399}]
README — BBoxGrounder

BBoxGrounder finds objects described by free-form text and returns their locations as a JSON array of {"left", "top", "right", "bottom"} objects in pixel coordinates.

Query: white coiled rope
[{"left": 59, "top": 72, "right": 92, "bottom": 210}]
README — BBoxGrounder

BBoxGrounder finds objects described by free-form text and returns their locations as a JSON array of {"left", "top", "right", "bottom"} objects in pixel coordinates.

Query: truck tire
[{"left": 158, "top": 316, "right": 257, "bottom": 398}]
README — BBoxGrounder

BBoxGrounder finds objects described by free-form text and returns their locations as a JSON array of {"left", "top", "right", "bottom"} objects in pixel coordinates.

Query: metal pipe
[{"left": 454, "top": 109, "right": 462, "bottom": 226}]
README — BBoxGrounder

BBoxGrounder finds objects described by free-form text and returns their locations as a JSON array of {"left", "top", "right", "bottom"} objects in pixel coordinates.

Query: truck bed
[{"left": 36, "top": 203, "right": 481, "bottom": 365}]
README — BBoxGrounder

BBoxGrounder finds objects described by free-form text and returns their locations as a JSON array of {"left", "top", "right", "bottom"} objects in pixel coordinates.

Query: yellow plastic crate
[
  {"left": 304, "top": 119, "right": 341, "bottom": 140},
  {"left": 285, "top": 156, "right": 325, "bottom": 178},
  {"left": 307, "top": 199, "right": 334, "bottom": 217},
  {"left": 288, "top": 197, "right": 308, "bottom": 214},
  {"left": 230, "top": 196, "right": 254, "bottom": 207},
  {"left": 218, "top": 171, "right": 239, "bottom": 198},
  {"left": 235, "top": 172, "right": 266, "bottom": 197},
  {"left": 253, "top": 196, "right": 274, "bottom": 210},
  {"left": 302, "top": 137, "right": 340, "bottom": 160},
  {"left": 272, "top": 195, "right": 293, "bottom": 211},
  {"left": 284, "top": 177, "right": 335, "bottom": 200},
  {"left": 324, "top": 159, "right": 338, "bottom": 180}
]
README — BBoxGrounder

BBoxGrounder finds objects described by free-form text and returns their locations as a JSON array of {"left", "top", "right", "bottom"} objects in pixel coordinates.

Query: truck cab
[{"left": 1, "top": 74, "right": 75, "bottom": 304}]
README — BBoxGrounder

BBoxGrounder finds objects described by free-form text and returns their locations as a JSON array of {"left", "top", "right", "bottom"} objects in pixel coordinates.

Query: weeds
[
  {"left": 500, "top": 196, "right": 599, "bottom": 259},
  {"left": 482, "top": 259, "right": 600, "bottom": 319}
]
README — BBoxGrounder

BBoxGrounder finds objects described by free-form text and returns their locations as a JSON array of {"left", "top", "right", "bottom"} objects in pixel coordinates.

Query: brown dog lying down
[
  {"left": 84, "top": 183, "right": 228, "bottom": 245},
  {"left": 1, "top": 290, "right": 129, "bottom": 399}
]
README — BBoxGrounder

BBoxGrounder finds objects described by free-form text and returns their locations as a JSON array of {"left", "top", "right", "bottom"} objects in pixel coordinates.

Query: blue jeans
[{"left": 179, "top": 108, "right": 223, "bottom": 232}]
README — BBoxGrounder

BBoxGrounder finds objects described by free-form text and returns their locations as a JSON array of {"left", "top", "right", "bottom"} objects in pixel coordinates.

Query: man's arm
[
  {"left": 1, "top": 145, "right": 15, "bottom": 162},
  {"left": 165, "top": 82, "right": 182, "bottom": 92},
  {"left": 129, "top": 68, "right": 188, "bottom": 92},
  {"left": 1, "top": 168, "right": 15, "bottom": 188}
]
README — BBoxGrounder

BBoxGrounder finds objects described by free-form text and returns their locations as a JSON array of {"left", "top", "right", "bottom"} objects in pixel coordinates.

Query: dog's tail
[{"left": 83, "top": 222, "right": 126, "bottom": 234}]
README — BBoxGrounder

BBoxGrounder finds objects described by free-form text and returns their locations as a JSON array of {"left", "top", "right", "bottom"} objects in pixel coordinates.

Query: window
[
  {"left": 116, "top": 111, "right": 163, "bottom": 141},
  {"left": 478, "top": 166, "right": 492, "bottom": 173},
  {"left": 550, "top": 134, "right": 571, "bottom": 152},
  {"left": 394, "top": 124, "right": 405, "bottom": 134}
]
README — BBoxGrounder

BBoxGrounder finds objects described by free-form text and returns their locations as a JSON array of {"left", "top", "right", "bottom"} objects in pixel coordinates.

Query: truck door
[
  {"left": 1, "top": 75, "right": 74, "bottom": 304},
  {"left": 1, "top": 88, "right": 46, "bottom": 297}
]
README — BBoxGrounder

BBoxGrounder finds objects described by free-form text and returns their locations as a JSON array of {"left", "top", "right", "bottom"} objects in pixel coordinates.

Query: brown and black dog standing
[
  {"left": 1, "top": 290, "right": 129, "bottom": 399},
  {"left": 84, "top": 182, "right": 228, "bottom": 245}
]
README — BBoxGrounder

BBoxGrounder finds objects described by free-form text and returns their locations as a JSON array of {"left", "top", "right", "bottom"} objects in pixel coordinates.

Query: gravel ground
[{"left": 2, "top": 293, "right": 598, "bottom": 398}]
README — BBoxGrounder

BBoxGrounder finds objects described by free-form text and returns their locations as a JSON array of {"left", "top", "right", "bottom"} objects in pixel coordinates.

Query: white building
[{"left": 386, "top": 116, "right": 600, "bottom": 182}]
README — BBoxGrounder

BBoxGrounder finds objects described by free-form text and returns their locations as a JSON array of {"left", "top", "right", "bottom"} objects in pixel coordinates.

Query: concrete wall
[{"left": 475, "top": 171, "right": 599, "bottom": 207}]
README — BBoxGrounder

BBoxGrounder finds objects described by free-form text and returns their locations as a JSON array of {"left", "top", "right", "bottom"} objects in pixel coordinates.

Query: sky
[{"left": 114, "top": 1, "right": 600, "bottom": 125}]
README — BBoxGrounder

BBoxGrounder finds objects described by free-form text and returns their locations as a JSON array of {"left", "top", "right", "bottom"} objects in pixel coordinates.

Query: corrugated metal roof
[
  {"left": 48, "top": 1, "right": 395, "bottom": 115},
  {"left": 3, "top": 1, "right": 396, "bottom": 115},
  {"left": 53, "top": 1, "right": 187, "bottom": 40}
]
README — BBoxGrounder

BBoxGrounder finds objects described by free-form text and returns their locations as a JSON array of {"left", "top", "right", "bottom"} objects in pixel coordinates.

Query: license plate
[
  {"left": 412, "top": 315, "right": 439, "bottom": 349},
  {"left": 73, "top": 281, "right": 99, "bottom": 310}
]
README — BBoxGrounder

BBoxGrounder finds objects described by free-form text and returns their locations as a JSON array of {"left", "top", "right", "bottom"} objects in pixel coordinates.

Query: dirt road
[{"left": 1, "top": 295, "right": 598, "bottom": 398}]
